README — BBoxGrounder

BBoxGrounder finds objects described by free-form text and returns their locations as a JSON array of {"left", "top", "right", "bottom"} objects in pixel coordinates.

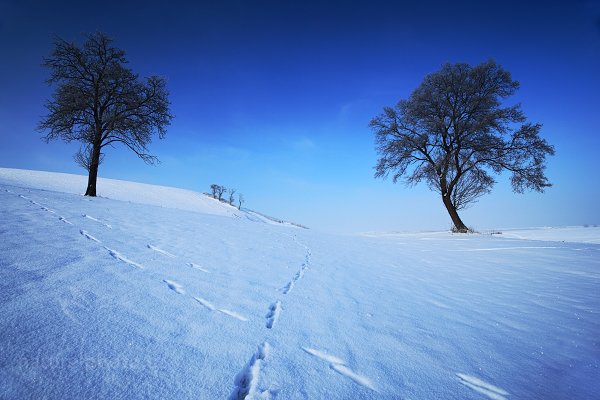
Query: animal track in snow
[
  {"left": 280, "top": 263, "right": 309, "bottom": 294},
  {"left": 304, "top": 249, "right": 312, "bottom": 264},
  {"left": 187, "top": 262, "right": 209, "bottom": 273},
  {"left": 265, "top": 301, "right": 281, "bottom": 329},
  {"left": 82, "top": 214, "right": 112, "bottom": 228},
  {"left": 147, "top": 244, "right": 176, "bottom": 258},
  {"left": 275, "top": 235, "right": 313, "bottom": 293},
  {"left": 279, "top": 237, "right": 312, "bottom": 294},
  {"left": 302, "top": 347, "right": 345, "bottom": 365},
  {"left": 80, "top": 230, "right": 100, "bottom": 243},
  {"left": 18, "top": 194, "right": 38, "bottom": 205},
  {"left": 302, "top": 347, "right": 376, "bottom": 392},
  {"left": 296, "top": 266, "right": 307, "bottom": 280},
  {"left": 104, "top": 247, "right": 143, "bottom": 269},
  {"left": 16, "top": 194, "right": 75, "bottom": 226},
  {"left": 229, "top": 342, "right": 274, "bottom": 400},
  {"left": 193, "top": 296, "right": 248, "bottom": 321},
  {"left": 330, "top": 364, "right": 376, "bottom": 391},
  {"left": 163, "top": 279, "right": 185, "bottom": 294},
  {"left": 281, "top": 280, "right": 295, "bottom": 295},
  {"left": 219, "top": 309, "right": 249, "bottom": 322},
  {"left": 193, "top": 296, "right": 216, "bottom": 311},
  {"left": 19, "top": 194, "right": 40, "bottom": 206},
  {"left": 58, "top": 216, "right": 73, "bottom": 225},
  {"left": 456, "top": 373, "right": 508, "bottom": 400}
]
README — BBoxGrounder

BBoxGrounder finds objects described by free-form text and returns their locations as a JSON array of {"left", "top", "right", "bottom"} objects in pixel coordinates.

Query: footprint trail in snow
[
  {"left": 219, "top": 309, "right": 249, "bottom": 322},
  {"left": 104, "top": 247, "right": 144, "bottom": 269},
  {"left": 227, "top": 236, "right": 313, "bottom": 398},
  {"left": 188, "top": 262, "right": 209, "bottom": 273},
  {"left": 80, "top": 230, "right": 100, "bottom": 243},
  {"left": 15, "top": 192, "right": 75, "bottom": 224},
  {"left": 147, "top": 244, "right": 176, "bottom": 258},
  {"left": 280, "top": 244, "right": 311, "bottom": 295},
  {"left": 83, "top": 214, "right": 112, "bottom": 229},
  {"left": 456, "top": 373, "right": 509, "bottom": 400},
  {"left": 265, "top": 301, "right": 281, "bottom": 329},
  {"left": 281, "top": 262, "right": 309, "bottom": 294},
  {"left": 302, "top": 347, "right": 376, "bottom": 392},
  {"left": 229, "top": 342, "right": 275, "bottom": 400},
  {"left": 193, "top": 296, "right": 248, "bottom": 322},
  {"left": 163, "top": 279, "right": 185, "bottom": 294},
  {"left": 193, "top": 296, "right": 216, "bottom": 311}
]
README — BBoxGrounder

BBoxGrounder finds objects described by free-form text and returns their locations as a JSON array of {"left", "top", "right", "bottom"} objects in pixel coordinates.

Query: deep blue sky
[{"left": 1, "top": 0, "right": 599, "bottom": 233}]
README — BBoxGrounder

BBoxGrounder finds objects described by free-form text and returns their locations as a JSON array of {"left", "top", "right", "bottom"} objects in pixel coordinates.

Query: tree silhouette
[
  {"left": 238, "top": 193, "right": 244, "bottom": 210},
  {"left": 39, "top": 32, "right": 173, "bottom": 196},
  {"left": 371, "top": 60, "right": 554, "bottom": 232},
  {"left": 210, "top": 184, "right": 219, "bottom": 199}
]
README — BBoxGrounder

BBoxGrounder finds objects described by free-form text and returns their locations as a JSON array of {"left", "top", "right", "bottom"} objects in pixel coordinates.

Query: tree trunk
[
  {"left": 84, "top": 143, "right": 101, "bottom": 196},
  {"left": 442, "top": 194, "right": 469, "bottom": 233}
]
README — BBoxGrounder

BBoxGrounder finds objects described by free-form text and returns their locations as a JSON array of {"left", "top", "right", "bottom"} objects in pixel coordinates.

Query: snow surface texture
[{"left": 1, "top": 168, "right": 599, "bottom": 399}]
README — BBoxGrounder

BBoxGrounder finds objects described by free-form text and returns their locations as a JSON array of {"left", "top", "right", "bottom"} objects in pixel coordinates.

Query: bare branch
[
  {"left": 38, "top": 32, "right": 173, "bottom": 195},
  {"left": 370, "top": 60, "right": 554, "bottom": 231}
]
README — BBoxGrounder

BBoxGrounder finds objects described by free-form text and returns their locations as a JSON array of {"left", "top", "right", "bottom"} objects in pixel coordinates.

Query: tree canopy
[
  {"left": 39, "top": 32, "right": 173, "bottom": 196},
  {"left": 370, "top": 60, "right": 555, "bottom": 232}
]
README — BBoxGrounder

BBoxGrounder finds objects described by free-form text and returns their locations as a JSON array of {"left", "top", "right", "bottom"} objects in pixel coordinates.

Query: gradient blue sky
[{"left": 1, "top": 0, "right": 599, "bottom": 233}]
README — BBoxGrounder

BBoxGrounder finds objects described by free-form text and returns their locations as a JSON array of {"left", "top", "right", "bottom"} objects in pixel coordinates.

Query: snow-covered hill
[
  {"left": 0, "top": 168, "right": 306, "bottom": 228},
  {"left": 1, "top": 168, "right": 599, "bottom": 399},
  {"left": 0, "top": 167, "right": 243, "bottom": 218}
]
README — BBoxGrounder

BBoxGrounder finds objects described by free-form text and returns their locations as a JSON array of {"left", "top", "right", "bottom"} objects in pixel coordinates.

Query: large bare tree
[
  {"left": 370, "top": 60, "right": 555, "bottom": 232},
  {"left": 39, "top": 32, "right": 173, "bottom": 196}
]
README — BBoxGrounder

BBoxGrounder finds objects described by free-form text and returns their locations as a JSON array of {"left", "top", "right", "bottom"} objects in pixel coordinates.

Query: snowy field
[
  {"left": 1, "top": 167, "right": 599, "bottom": 399},
  {"left": 498, "top": 227, "right": 600, "bottom": 245}
]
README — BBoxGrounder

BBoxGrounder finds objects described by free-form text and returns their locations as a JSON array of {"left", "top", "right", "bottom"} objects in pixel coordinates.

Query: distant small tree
[
  {"left": 238, "top": 193, "right": 244, "bottom": 210},
  {"left": 209, "top": 184, "right": 228, "bottom": 201},
  {"left": 228, "top": 188, "right": 236, "bottom": 205},
  {"left": 216, "top": 185, "right": 226, "bottom": 201},
  {"left": 210, "top": 184, "right": 219, "bottom": 199},
  {"left": 39, "top": 32, "right": 173, "bottom": 196},
  {"left": 370, "top": 60, "right": 555, "bottom": 232}
]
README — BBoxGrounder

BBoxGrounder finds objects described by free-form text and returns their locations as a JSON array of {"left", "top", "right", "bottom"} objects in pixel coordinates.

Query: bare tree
[
  {"left": 228, "top": 188, "right": 236, "bottom": 205},
  {"left": 238, "top": 193, "right": 244, "bottom": 210},
  {"left": 370, "top": 60, "right": 554, "bottom": 232},
  {"left": 216, "top": 185, "right": 226, "bottom": 201},
  {"left": 39, "top": 32, "right": 173, "bottom": 196},
  {"left": 210, "top": 184, "right": 219, "bottom": 199}
]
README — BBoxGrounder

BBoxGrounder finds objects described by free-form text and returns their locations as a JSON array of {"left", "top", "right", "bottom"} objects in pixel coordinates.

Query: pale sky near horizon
[{"left": 1, "top": 0, "right": 599, "bottom": 233}]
